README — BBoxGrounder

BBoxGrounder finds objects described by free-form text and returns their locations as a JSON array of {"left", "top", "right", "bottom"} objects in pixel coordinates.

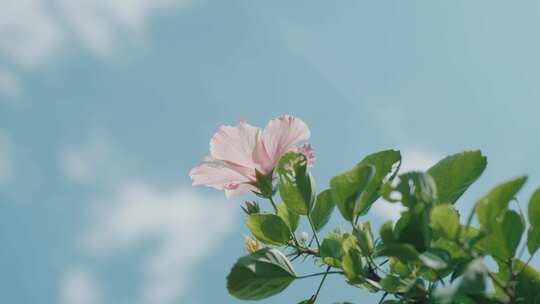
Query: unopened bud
[
  {"left": 241, "top": 201, "right": 260, "bottom": 215},
  {"left": 244, "top": 235, "right": 261, "bottom": 254},
  {"left": 300, "top": 231, "right": 309, "bottom": 244}
]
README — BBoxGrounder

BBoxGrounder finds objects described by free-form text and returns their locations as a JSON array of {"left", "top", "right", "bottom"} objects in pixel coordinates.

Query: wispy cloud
[
  {"left": 61, "top": 267, "right": 102, "bottom": 304},
  {"left": 59, "top": 130, "right": 237, "bottom": 304},
  {"left": 371, "top": 147, "right": 441, "bottom": 221},
  {"left": 59, "top": 129, "right": 131, "bottom": 185},
  {"left": 0, "top": 68, "right": 21, "bottom": 99},
  {"left": 58, "top": 0, "right": 191, "bottom": 56},
  {"left": 0, "top": 0, "right": 191, "bottom": 98},
  {"left": 399, "top": 148, "right": 441, "bottom": 173},
  {"left": 0, "top": 0, "right": 64, "bottom": 69},
  {"left": 0, "top": 130, "right": 13, "bottom": 186},
  {"left": 84, "top": 182, "right": 236, "bottom": 304}
]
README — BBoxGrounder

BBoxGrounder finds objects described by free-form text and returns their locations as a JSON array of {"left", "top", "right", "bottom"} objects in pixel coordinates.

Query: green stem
[
  {"left": 307, "top": 214, "right": 321, "bottom": 249},
  {"left": 487, "top": 271, "right": 511, "bottom": 299},
  {"left": 369, "top": 257, "right": 389, "bottom": 275},
  {"left": 378, "top": 292, "right": 388, "bottom": 304},
  {"left": 311, "top": 266, "right": 331, "bottom": 302},
  {"left": 507, "top": 259, "right": 517, "bottom": 304},
  {"left": 268, "top": 196, "right": 279, "bottom": 213},
  {"left": 517, "top": 253, "right": 536, "bottom": 276},
  {"left": 297, "top": 271, "right": 343, "bottom": 280},
  {"left": 513, "top": 198, "right": 526, "bottom": 219},
  {"left": 289, "top": 253, "right": 302, "bottom": 262}
]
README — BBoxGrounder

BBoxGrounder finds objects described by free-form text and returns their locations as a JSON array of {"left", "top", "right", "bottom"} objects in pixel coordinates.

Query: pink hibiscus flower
[{"left": 189, "top": 115, "right": 316, "bottom": 197}]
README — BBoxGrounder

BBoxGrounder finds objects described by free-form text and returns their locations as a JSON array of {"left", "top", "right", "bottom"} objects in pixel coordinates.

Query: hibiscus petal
[
  {"left": 252, "top": 139, "right": 273, "bottom": 175},
  {"left": 210, "top": 121, "right": 261, "bottom": 169},
  {"left": 225, "top": 183, "right": 258, "bottom": 197},
  {"left": 189, "top": 156, "right": 251, "bottom": 190},
  {"left": 261, "top": 115, "right": 311, "bottom": 165},
  {"left": 294, "top": 143, "right": 316, "bottom": 166}
]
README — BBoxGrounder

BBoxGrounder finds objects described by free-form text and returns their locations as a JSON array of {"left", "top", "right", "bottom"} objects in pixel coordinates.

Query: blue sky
[{"left": 1, "top": 1, "right": 540, "bottom": 303}]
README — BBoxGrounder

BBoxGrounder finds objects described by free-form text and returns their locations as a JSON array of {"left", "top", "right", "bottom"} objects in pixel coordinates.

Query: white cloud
[
  {"left": 59, "top": 130, "right": 237, "bottom": 303},
  {"left": 58, "top": 0, "right": 189, "bottom": 56},
  {"left": 0, "top": 0, "right": 64, "bottom": 68},
  {"left": 61, "top": 267, "right": 101, "bottom": 304},
  {"left": 0, "top": 0, "right": 191, "bottom": 95},
  {"left": 372, "top": 147, "right": 441, "bottom": 221},
  {"left": 84, "top": 182, "right": 236, "bottom": 304},
  {"left": 371, "top": 200, "right": 404, "bottom": 222},
  {"left": 0, "top": 68, "right": 21, "bottom": 98},
  {"left": 399, "top": 148, "right": 441, "bottom": 173},
  {"left": 0, "top": 130, "right": 13, "bottom": 186},
  {"left": 59, "top": 131, "right": 120, "bottom": 184}
]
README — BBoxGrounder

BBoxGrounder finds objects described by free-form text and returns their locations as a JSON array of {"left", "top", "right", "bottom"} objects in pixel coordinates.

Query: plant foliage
[{"left": 224, "top": 149, "right": 540, "bottom": 303}]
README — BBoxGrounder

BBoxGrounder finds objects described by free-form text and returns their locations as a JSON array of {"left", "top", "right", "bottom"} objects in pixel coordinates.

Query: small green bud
[{"left": 241, "top": 201, "right": 260, "bottom": 215}]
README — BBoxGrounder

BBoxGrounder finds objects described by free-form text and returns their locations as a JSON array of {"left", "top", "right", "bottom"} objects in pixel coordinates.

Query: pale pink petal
[
  {"left": 225, "top": 183, "right": 258, "bottom": 198},
  {"left": 221, "top": 160, "right": 258, "bottom": 180},
  {"left": 189, "top": 156, "right": 252, "bottom": 190},
  {"left": 210, "top": 121, "right": 262, "bottom": 170},
  {"left": 252, "top": 139, "right": 273, "bottom": 175},
  {"left": 261, "top": 115, "right": 311, "bottom": 166},
  {"left": 294, "top": 143, "right": 316, "bottom": 166}
]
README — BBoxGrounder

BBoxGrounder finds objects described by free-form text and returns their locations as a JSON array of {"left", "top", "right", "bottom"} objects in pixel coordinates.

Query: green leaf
[
  {"left": 427, "top": 151, "right": 487, "bottom": 204},
  {"left": 382, "top": 171, "right": 437, "bottom": 207},
  {"left": 389, "top": 257, "right": 411, "bottom": 277},
  {"left": 354, "top": 222, "right": 374, "bottom": 256},
  {"left": 227, "top": 248, "right": 296, "bottom": 300},
  {"left": 433, "top": 286, "right": 482, "bottom": 304},
  {"left": 528, "top": 187, "right": 540, "bottom": 227},
  {"left": 394, "top": 208, "right": 431, "bottom": 252},
  {"left": 319, "top": 232, "right": 346, "bottom": 267},
  {"left": 310, "top": 189, "right": 335, "bottom": 231},
  {"left": 479, "top": 211, "right": 524, "bottom": 260},
  {"left": 419, "top": 248, "right": 449, "bottom": 270},
  {"left": 433, "top": 286, "right": 458, "bottom": 304},
  {"left": 246, "top": 214, "right": 291, "bottom": 246},
  {"left": 342, "top": 248, "right": 365, "bottom": 283},
  {"left": 353, "top": 150, "right": 401, "bottom": 216},
  {"left": 380, "top": 220, "right": 396, "bottom": 244},
  {"left": 458, "top": 225, "right": 488, "bottom": 250},
  {"left": 527, "top": 187, "right": 540, "bottom": 255},
  {"left": 380, "top": 275, "right": 401, "bottom": 293},
  {"left": 527, "top": 225, "right": 540, "bottom": 255},
  {"left": 496, "top": 258, "right": 540, "bottom": 303},
  {"left": 381, "top": 275, "right": 410, "bottom": 293},
  {"left": 430, "top": 204, "right": 460, "bottom": 240},
  {"left": 375, "top": 243, "right": 419, "bottom": 262},
  {"left": 330, "top": 164, "right": 375, "bottom": 222},
  {"left": 433, "top": 238, "right": 469, "bottom": 261},
  {"left": 319, "top": 232, "right": 357, "bottom": 267},
  {"left": 476, "top": 176, "right": 527, "bottom": 231},
  {"left": 458, "top": 258, "right": 487, "bottom": 295},
  {"left": 450, "top": 258, "right": 473, "bottom": 282},
  {"left": 277, "top": 152, "right": 315, "bottom": 215},
  {"left": 513, "top": 259, "right": 540, "bottom": 303},
  {"left": 501, "top": 210, "right": 525, "bottom": 257},
  {"left": 277, "top": 203, "right": 300, "bottom": 233},
  {"left": 419, "top": 248, "right": 452, "bottom": 281}
]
